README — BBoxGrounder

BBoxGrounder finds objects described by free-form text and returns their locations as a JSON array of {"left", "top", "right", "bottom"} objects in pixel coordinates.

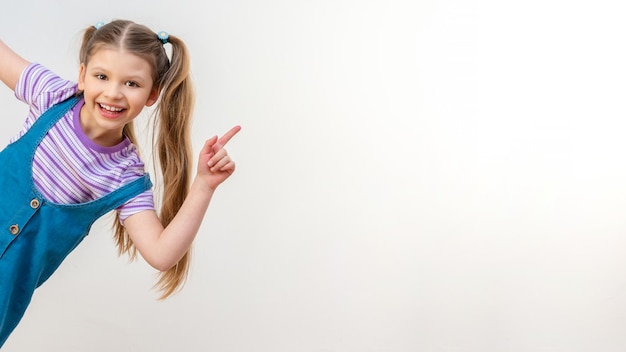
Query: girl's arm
[
  {"left": 0, "top": 40, "right": 30, "bottom": 91},
  {"left": 123, "top": 126, "right": 241, "bottom": 271}
]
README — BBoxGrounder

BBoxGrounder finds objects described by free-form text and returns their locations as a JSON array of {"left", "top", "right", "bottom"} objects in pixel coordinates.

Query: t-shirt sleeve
[
  {"left": 116, "top": 159, "right": 156, "bottom": 223},
  {"left": 12, "top": 63, "right": 78, "bottom": 141},
  {"left": 118, "top": 189, "right": 156, "bottom": 223}
]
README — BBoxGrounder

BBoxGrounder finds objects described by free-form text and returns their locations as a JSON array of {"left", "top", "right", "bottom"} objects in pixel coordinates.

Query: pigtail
[
  {"left": 79, "top": 26, "right": 97, "bottom": 64},
  {"left": 151, "top": 34, "right": 195, "bottom": 299},
  {"left": 116, "top": 35, "right": 195, "bottom": 299}
]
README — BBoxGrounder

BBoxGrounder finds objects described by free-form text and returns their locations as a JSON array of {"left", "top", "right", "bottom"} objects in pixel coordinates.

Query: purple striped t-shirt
[{"left": 11, "top": 63, "right": 155, "bottom": 222}]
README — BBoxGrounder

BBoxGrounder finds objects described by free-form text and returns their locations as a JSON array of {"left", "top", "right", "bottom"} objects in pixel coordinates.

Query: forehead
[{"left": 87, "top": 48, "right": 154, "bottom": 78}]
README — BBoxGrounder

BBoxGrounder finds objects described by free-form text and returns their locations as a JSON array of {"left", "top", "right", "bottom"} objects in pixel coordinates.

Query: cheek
[{"left": 130, "top": 91, "right": 153, "bottom": 106}]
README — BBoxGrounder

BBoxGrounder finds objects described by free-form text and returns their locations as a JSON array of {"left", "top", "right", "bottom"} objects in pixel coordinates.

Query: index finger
[{"left": 217, "top": 125, "right": 242, "bottom": 147}]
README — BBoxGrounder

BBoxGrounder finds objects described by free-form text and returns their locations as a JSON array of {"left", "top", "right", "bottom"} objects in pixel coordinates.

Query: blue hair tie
[
  {"left": 157, "top": 31, "right": 169, "bottom": 44},
  {"left": 94, "top": 21, "right": 105, "bottom": 29}
]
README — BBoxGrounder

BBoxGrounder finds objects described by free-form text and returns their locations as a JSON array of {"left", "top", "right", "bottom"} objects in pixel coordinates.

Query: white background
[{"left": 2, "top": 0, "right": 626, "bottom": 351}]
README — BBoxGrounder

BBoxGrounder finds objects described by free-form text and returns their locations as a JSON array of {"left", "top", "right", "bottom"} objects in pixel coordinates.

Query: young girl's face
[{"left": 78, "top": 48, "right": 159, "bottom": 146}]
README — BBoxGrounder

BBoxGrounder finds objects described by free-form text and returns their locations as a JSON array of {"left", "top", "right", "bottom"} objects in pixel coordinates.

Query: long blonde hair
[{"left": 80, "top": 20, "right": 195, "bottom": 299}]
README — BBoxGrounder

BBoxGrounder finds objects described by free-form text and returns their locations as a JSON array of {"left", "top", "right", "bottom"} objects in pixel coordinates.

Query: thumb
[{"left": 201, "top": 135, "right": 218, "bottom": 154}]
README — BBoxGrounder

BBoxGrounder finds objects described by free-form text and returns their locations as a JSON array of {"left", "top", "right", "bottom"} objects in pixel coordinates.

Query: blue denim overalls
[{"left": 0, "top": 96, "right": 152, "bottom": 347}]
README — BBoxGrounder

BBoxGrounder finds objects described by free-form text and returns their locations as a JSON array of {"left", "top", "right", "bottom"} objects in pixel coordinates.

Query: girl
[{"left": 0, "top": 19, "right": 240, "bottom": 346}]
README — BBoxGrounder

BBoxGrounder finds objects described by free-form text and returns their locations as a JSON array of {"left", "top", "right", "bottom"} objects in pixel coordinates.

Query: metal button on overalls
[
  {"left": 30, "top": 199, "right": 40, "bottom": 209},
  {"left": 0, "top": 96, "right": 152, "bottom": 347}
]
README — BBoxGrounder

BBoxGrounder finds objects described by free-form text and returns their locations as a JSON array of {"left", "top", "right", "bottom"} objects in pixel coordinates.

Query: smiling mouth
[
  {"left": 98, "top": 103, "right": 125, "bottom": 118},
  {"left": 99, "top": 103, "right": 124, "bottom": 112}
]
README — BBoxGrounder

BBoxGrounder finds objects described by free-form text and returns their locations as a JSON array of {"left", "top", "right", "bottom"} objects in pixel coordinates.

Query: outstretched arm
[
  {"left": 123, "top": 125, "right": 241, "bottom": 271},
  {"left": 0, "top": 40, "right": 30, "bottom": 91}
]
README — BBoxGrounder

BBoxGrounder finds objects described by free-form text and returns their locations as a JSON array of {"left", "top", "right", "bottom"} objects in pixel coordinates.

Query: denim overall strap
[
  {"left": 0, "top": 96, "right": 152, "bottom": 347},
  {"left": 0, "top": 96, "right": 81, "bottom": 256}
]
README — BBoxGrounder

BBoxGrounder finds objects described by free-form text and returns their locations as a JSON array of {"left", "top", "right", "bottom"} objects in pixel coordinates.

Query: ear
[
  {"left": 145, "top": 86, "right": 160, "bottom": 107},
  {"left": 77, "top": 63, "right": 86, "bottom": 91}
]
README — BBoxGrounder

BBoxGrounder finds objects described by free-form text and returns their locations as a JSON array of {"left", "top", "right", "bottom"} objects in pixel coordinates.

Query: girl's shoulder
[
  {"left": 9, "top": 64, "right": 78, "bottom": 144},
  {"left": 16, "top": 63, "right": 78, "bottom": 115},
  {"left": 109, "top": 142, "right": 149, "bottom": 180}
]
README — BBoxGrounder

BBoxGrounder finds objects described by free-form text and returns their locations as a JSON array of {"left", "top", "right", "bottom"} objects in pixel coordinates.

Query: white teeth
[{"left": 99, "top": 103, "right": 123, "bottom": 112}]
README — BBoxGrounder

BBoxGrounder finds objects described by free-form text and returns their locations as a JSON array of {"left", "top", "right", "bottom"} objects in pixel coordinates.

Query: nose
[{"left": 104, "top": 83, "right": 123, "bottom": 99}]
